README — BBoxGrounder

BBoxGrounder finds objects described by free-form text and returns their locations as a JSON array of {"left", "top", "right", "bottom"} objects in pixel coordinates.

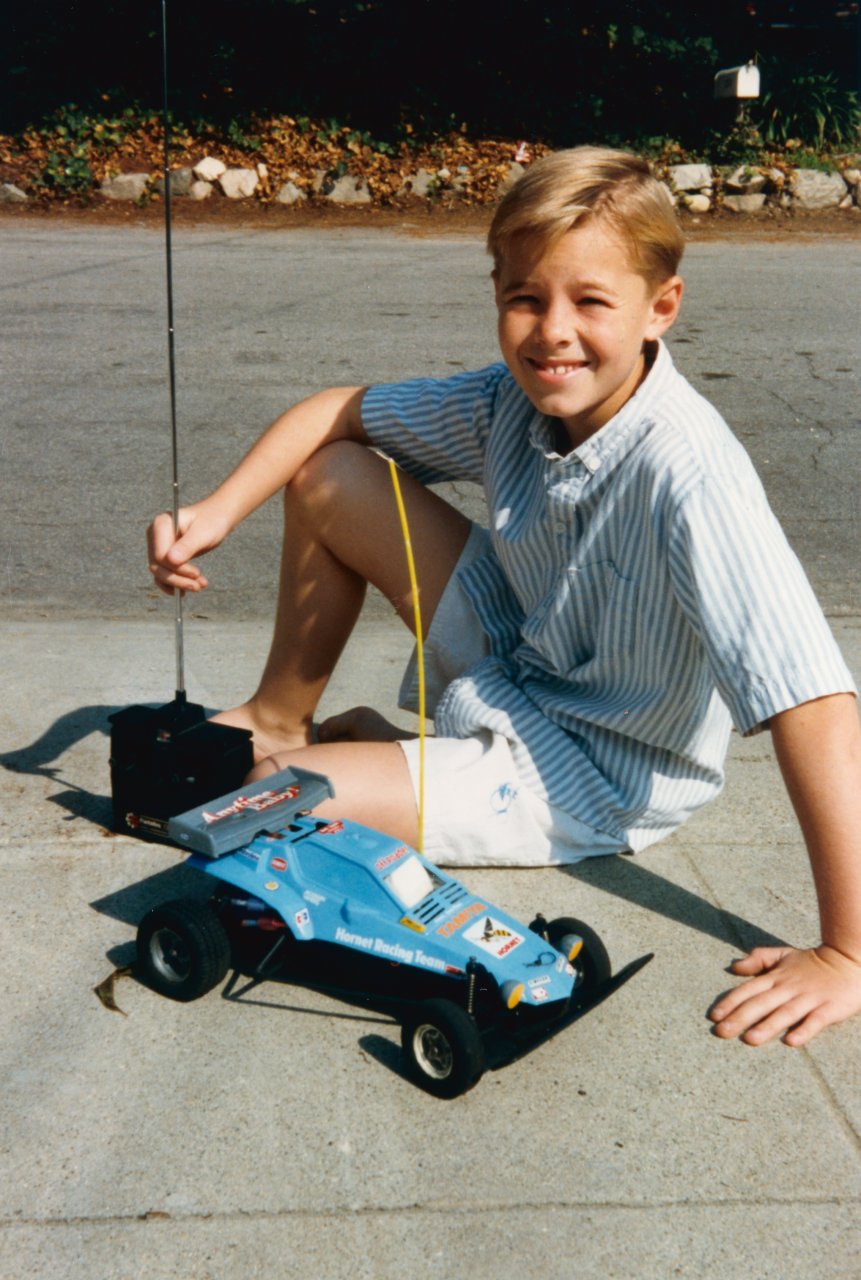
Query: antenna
[
  {"left": 161, "top": 0, "right": 186, "bottom": 704},
  {"left": 107, "top": 1, "right": 253, "bottom": 842}
]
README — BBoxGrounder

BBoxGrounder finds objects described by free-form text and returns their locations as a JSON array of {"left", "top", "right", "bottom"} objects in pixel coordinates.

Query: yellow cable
[{"left": 387, "top": 457, "right": 425, "bottom": 853}]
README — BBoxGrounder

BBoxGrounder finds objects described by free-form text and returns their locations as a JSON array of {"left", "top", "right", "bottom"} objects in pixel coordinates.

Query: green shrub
[{"left": 754, "top": 66, "right": 861, "bottom": 149}]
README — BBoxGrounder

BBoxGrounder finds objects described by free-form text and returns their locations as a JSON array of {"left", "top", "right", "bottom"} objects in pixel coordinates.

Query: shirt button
[{"left": 584, "top": 456, "right": 600, "bottom": 474}]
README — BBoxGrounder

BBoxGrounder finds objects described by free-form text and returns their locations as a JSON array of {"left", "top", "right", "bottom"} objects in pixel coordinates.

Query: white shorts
[{"left": 397, "top": 525, "right": 626, "bottom": 868}]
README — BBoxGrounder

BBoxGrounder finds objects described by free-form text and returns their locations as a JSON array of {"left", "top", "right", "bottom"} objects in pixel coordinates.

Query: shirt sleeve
[
  {"left": 361, "top": 363, "right": 509, "bottom": 485},
  {"left": 667, "top": 467, "right": 856, "bottom": 735}
]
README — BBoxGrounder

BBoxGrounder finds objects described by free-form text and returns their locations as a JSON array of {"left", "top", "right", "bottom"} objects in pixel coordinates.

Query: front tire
[
  {"left": 136, "top": 898, "right": 231, "bottom": 1001},
  {"left": 543, "top": 916, "right": 611, "bottom": 1002},
  {"left": 401, "top": 998, "right": 486, "bottom": 1099}
]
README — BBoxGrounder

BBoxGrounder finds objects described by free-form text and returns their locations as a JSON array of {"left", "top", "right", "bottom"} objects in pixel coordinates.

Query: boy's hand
[
  {"left": 708, "top": 943, "right": 861, "bottom": 1047},
  {"left": 147, "top": 503, "right": 231, "bottom": 595}
]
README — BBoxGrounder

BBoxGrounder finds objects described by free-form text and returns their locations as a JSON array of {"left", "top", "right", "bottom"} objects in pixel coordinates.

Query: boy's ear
[
  {"left": 491, "top": 267, "right": 501, "bottom": 306},
  {"left": 646, "top": 275, "right": 684, "bottom": 339}
]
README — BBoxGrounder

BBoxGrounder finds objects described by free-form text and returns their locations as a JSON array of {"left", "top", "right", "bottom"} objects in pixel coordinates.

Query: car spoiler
[{"left": 167, "top": 766, "right": 335, "bottom": 857}]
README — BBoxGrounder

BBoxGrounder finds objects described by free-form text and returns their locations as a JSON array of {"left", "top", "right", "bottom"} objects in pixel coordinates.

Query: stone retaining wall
[{"left": 2, "top": 154, "right": 860, "bottom": 214}]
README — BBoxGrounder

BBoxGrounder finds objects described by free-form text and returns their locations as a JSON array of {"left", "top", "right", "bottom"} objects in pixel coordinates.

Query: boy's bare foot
[
  {"left": 210, "top": 702, "right": 314, "bottom": 765},
  {"left": 317, "top": 706, "right": 416, "bottom": 743}
]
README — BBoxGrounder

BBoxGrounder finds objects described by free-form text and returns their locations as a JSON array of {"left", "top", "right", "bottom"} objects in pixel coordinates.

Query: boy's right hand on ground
[{"left": 146, "top": 503, "right": 231, "bottom": 595}]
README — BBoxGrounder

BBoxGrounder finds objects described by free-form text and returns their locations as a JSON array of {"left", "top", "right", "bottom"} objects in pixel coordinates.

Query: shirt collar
[{"left": 528, "top": 339, "right": 675, "bottom": 474}]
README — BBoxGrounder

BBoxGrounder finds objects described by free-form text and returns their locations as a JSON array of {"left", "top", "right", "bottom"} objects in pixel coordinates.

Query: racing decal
[
  {"left": 528, "top": 975, "right": 551, "bottom": 988},
  {"left": 269, "top": 856, "right": 288, "bottom": 872},
  {"left": 436, "top": 901, "right": 487, "bottom": 938},
  {"left": 202, "top": 782, "right": 300, "bottom": 825},
  {"left": 125, "top": 812, "right": 140, "bottom": 829},
  {"left": 303, "top": 889, "right": 326, "bottom": 906},
  {"left": 318, "top": 820, "right": 345, "bottom": 835},
  {"left": 333, "top": 926, "right": 448, "bottom": 973},
  {"left": 463, "top": 915, "right": 524, "bottom": 959},
  {"left": 375, "top": 846, "right": 408, "bottom": 872},
  {"left": 530, "top": 986, "right": 549, "bottom": 1002},
  {"left": 294, "top": 908, "right": 310, "bottom": 929},
  {"left": 264, "top": 881, "right": 279, "bottom": 892},
  {"left": 239, "top": 849, "right": 261, "bottom": 865}
]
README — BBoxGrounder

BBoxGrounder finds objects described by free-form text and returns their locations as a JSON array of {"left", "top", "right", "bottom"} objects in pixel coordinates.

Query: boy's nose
[{"left": 536, "top": 302, "right": 576, "bottom": 348}]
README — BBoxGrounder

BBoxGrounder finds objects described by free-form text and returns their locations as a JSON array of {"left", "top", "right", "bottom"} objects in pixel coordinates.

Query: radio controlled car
[{"left": 135, "top": 766, "right": 646, "bottom": 1098}]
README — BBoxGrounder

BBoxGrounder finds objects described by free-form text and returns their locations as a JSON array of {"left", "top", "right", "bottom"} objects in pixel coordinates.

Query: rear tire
[
  {"left": 136, "top": 898, "right": 231, "bottom": 1001},
  {"left": 401, "top": 998, "right": 486, "bottom": 1099}
]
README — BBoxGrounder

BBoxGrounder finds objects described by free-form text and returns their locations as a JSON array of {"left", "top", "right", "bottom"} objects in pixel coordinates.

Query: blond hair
[{"left": 488, "top": 147, "right": 684, "bottom": 286}]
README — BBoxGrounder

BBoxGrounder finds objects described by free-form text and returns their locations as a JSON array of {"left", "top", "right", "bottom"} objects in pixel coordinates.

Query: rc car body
[{"left": 136, "top": 766, "right": 637, "bottom": 1097}]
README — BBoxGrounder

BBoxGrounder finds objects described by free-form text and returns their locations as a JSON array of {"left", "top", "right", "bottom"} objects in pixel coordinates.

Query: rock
[
  {"left": 839, "top": 193, "right": 853, "bottom": 209},
  {"left": 725, "top": 165, "right": 766, "bottom": 194},
  {"left": 193, "top": 156, "right": 226, "bottom": 182},
  {"left": 723, "top": 193, "right": 767, "bottom": 214},
  {"left": 0, "top": 183, "right": 28, "bottom": 203},
  {"left": 399, "top": 169, "right": 437, "bottom": 197},
  {"left": 685, "top": 193, "right": 711, "bottom": 213},
  {"left": 324, "top": 174, "right": 372, "bottom": 204},
  {"left": 842, "top": 167, "right": 861, "bottom": 185},
  {"left": 789, "top": 168, "right": 848, "bottom": 210},
  {"left": 100, "top": 172, "right": 149, "bottom": 201},
  {"left": 276, "top": 180, "right": 307, "bottom": 205},
  {"left": 153, "top": 167, "right": 194, "bottom": 197},
  {"left": 188, "top": 180, "right": 213, "bottom": 201},
  {"left": 256, "top": 163, "right": 268, "bottom": 178},
  {"left": 668, "top": 163, "right": 713, "bottom": 193},
  {"left": 219, "top": 168, "right": 259, "bottom": 199},
  {"left": 497, "top": 161, "right": 525, "bottom": 196}
]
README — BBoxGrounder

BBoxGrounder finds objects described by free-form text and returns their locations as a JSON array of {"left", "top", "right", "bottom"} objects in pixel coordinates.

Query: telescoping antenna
[
  {"left": 161, "top": 0, "right": 185, "bottom": 703},
  {"left": 106, "top": 3, "right": 253, "bottom": 843}
]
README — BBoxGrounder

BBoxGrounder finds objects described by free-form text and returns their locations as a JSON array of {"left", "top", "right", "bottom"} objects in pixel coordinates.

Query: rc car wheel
[
  {"left": 401, "top": 998, "right": 486, "bottom": 1099},
  {"left": 544, "top": 916, "right": 611, "bottom": 1001},
  {"left": 136, "top": 898, "right": 231, "bottom": 1001}
]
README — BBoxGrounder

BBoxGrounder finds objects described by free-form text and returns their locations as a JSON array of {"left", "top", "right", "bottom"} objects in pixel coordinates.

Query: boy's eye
[{"left": 579, "top": 296, "right": 608, "bottom": 307}]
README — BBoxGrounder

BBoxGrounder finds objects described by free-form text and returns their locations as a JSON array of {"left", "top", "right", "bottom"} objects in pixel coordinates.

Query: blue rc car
[{"left": 135, "top": 766, "right": 647, "bottom": 1097}]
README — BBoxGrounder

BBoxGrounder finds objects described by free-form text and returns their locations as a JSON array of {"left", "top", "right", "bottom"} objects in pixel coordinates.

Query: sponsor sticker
[
  {"left": 294, "top": 908, "right": 310, "bottom": 929},
  {"left": 462, "top": 914, "right": 524, "bottom": 959},
  {"left": 375, "top": 845, "right": 408, "bottom": 872},
  {"left": 270, "top": 856, "right": 288, "bottom": 872},
  {"left": 530, "top": 986, "right": 549, "bottom": 1002},
  {"left": 303, "top": 889, "right": 326, "bottom": 906},
  {"left": 528, "top": 975, "right": 551, "bottom": 987},
  {"left": 318, "top": 820, "right": 345, "bottom": 835},
  {"left": 264, "top": 881, "right": 279, "bottom": 892},
  {"left": 202, "top": 782, "right": 300, "bottom": 825},
  {"left": 436, "top": 901, "right": 486, "bottom": 938}
]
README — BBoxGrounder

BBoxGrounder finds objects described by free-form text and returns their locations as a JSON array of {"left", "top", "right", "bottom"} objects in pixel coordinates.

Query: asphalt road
[{"left": 1, "top": 223, "right": 859, "bottom": 620}]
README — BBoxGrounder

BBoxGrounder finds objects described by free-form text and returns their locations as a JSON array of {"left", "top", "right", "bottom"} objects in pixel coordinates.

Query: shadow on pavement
[{"left": 565, "top": 853, "right": 786, "bottom": 953}]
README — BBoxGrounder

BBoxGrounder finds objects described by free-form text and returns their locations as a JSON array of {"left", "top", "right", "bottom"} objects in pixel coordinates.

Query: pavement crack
[{"left": 1, "top": 1193, "right": 860, "bottom": 1230}]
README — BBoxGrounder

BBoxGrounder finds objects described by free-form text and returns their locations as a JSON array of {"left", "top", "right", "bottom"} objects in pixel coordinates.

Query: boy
[{"left": 148, "top": 147, "right": 861, "bottom": 1048}]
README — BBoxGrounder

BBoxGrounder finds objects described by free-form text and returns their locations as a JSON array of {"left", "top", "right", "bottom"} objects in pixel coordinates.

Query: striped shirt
[{"left": 363, "top": 340, "right": 855, "bottom": 851}]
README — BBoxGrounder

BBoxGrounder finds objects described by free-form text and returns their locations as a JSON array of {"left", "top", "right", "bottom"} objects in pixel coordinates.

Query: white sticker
[{"left": 463, "top": 914, "right": 523, "bottom": 959}]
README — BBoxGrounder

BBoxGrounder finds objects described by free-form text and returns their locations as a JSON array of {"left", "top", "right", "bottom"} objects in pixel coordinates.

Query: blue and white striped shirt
[{"left": 363, "top": 341, "right": 854, "bottom": 851}]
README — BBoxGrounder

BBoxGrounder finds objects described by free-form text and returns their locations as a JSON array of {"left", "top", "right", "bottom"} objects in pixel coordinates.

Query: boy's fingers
[
  {"left": 150, "top": 563, "right": 209, "bottom": 594},
  {"left": 147, "top": 511, "right": 178, "bottom": 563},
  {"left": 729, "top": 946, "right": 791, "bottom": 976}
]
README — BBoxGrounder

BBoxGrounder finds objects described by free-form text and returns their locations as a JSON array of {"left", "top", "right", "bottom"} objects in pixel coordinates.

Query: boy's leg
[{"left": 215, "top": 440, "right": 471, "bottom": 764}]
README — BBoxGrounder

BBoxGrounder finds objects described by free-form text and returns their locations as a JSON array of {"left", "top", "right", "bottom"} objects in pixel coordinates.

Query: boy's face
[{"left": 494, "top": 218, "right": 682, "bottom": 448}]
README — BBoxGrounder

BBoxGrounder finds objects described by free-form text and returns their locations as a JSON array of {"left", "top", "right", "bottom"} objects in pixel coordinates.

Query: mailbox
[{"left": 714, "top": 63, "right": 761, "bottom": 100}]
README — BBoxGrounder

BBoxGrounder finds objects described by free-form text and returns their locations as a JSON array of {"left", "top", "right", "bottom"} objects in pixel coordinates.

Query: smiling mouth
[{"left": 527, "top": 359, "right": 589, "bottom": 378}]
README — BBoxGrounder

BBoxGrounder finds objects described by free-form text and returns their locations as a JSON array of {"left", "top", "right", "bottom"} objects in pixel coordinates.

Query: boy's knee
[{"left": 289, "top": 440, "right": 364, "bottom": 516}]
